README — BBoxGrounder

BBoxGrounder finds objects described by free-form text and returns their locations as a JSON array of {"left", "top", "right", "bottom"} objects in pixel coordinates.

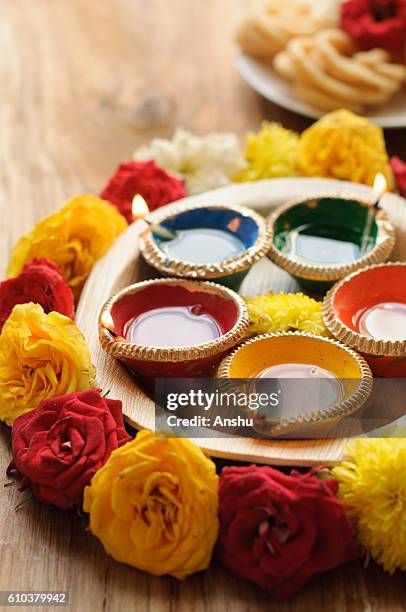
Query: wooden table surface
[{"left": 0, "top": 1, "right": 405, "bottom": 611}]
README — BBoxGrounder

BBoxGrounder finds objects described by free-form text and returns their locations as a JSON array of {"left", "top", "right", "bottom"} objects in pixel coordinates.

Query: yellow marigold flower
[
  {"left": 0, "top": 303, "right": 96, "bottom": 425},
  {"left": 332, "top": 438, "right": 406, "bottom": 573},
  {"left": 245, "top": 291, "right": 328, "bottom": 337},
  {"left": 7, "top": 195, "right": 127, "bottom": 301},
  {"left": 296, "top": 110, "right": 394, "bottom": 188},
  {"left": 235, "top": 121, "right": 298, "bottom": 182},
  {"left": 83, "top": 430, "right": 219, "bottom": 579}
]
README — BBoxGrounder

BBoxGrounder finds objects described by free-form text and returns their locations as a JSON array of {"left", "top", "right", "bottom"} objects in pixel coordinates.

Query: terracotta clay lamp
[
  {"left": 267, "top": 177, "right": 395, "bottom": 294},
  {"left": 99, "top": 278, "right": 250, "bottom": 388},
  {"left": 139, "top": 202, "right": 271, "bottom": 290},
  {"left": 323, "top": 262, "right": 406, "bottom": 377},
  {"left": 217, "top": 332, "right": 372, "bottom": 436}
]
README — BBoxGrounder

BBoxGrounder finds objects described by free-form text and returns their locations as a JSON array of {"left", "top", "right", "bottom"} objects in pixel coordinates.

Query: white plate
[{"left": 237, "top": 53, "right": 406, "bottom": 129}]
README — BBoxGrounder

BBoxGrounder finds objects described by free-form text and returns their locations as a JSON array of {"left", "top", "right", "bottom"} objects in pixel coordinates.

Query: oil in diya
[
  {"left": 160, "top": 228, "right": 245, "bottom": 264},
  {"left": 124, "top": 304, "right": 223, "bottom": 348},
  {"left": 258, "top": 363, "right": 340, "bottom": 380},
  {"left": 286, "top": 226, "right": 362, "bottom": 265},
  {"left": 357, "top": 303, "right": 406, "bottom": 341},
  {"left": 256, "top": 362, "right": 344, "bottom": 413}
]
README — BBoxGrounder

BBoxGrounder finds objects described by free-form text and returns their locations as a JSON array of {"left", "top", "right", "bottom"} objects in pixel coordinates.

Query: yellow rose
[
  {"left": 296, "top": 110, "right": 394, "bottom": 188},
  {"left": 7, "top": 195, "right": 127, "bottom": 301},
  {"left": 83, "top": 430, "right": 219, "bottom": 579},
  {"left": 0, "top": 303, "right": 96, "bottom": 425}
]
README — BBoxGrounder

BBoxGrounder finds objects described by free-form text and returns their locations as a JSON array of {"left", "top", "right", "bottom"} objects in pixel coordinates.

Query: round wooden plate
[{"left": 76, "top": 178, "right": 406, "bottom": 466}]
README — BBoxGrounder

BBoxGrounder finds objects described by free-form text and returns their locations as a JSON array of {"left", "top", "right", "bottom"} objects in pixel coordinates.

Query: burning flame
[
  {"left": 101, "top": 310, "right": 115, "bottom": 332},
  {"left": 132, "top": 194, "right": 150, "bottom": 220},
  {"left": 373, "top": 173, "right": 387, "bottom": 201}
]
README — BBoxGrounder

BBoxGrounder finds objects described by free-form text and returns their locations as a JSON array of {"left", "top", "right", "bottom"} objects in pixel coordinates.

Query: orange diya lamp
[
  {"left": 323, "top": 262, "right": 406, "bottom": 377},
  {"left": 99, "top": 278, "right": 249, "bottom": 388}
]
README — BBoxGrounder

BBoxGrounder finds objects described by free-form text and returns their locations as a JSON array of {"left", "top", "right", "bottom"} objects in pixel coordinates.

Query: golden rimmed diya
[
  {"left": 323, "top": 262, "right": 406, "bottom": 377},
  {"left": 99, "top": 278, "right": 250, "bottom": 388},
  {"left": 267, "top": 182, "right": 395, "bottom": 294},
  {"left": 139, "top": 202, "right": 272, "bottom": 290},
  {"left": 217, "top": 332, "right": 372, "bottom": 436}
]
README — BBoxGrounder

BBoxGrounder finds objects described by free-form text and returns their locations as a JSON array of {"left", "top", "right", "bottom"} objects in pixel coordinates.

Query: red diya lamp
[
  {"left": 99, "top": 278, "right": 249, "bottom": 388},
  {"left": 323, "top": 262, "right": 406, "bottom": 377}
]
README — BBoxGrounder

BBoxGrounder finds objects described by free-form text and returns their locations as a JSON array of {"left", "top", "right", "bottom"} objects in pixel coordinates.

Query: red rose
[
  {"left": 0, "top": 258, "right": 74, "bottom": 331},
  {"left": 100, "top": 160, "right": 186, "bottom": 223},
  {"left": 217, "top": 465, "right": 357, "bottom": 599},
  {"left": 341, "top": 0, "right": 406, "bottom": 51},
  {"left": 390, "top": 156, "right": 406, "bottom": 197},
  {"left": 8, "top": 389, "right": 131, "bottom": 509}
]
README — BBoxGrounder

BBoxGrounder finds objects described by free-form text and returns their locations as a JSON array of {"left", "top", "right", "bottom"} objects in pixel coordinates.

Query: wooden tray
[{"left": 76, "top": 178, "right": 406, "bottom": 466}]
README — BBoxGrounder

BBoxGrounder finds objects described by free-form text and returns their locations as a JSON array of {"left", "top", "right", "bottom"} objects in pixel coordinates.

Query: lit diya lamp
[
  {"left": 99, "top": 278, "right": 249, "bottom": 387},
  {"left": 139, "top": 202, "right": 272, "bottom": 290},
  {"left": 267, "top": 176, "right": 395, "bottom": 294},
  {"left": 323, "top": 262, "right": 406, "bottom": 377},
  {"left": 217, "top": 332, "right": 372, "bottom": 436},
  {"left": 131, "top": 194, "right": 178, "bottom": 240}
]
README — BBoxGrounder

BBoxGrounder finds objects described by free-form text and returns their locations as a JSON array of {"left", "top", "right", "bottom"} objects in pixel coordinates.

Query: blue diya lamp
[
  {"left": 267, "top": 195, "right": 395, "bottom": 295},
  {"left": 139, "top": 202, "right": 271, "bottom": 290}
]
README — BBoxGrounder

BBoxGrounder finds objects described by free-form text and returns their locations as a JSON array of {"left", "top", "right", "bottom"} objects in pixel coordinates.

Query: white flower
[{"left": 134, "top": 128, "right": 246, "bottom": 194}]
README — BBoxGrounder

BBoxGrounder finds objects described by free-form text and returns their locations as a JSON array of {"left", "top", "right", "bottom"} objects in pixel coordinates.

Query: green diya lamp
[
  {"left": 139, "top": 202, "right": 271, "bottom": 290},
  {"left": 217, "top": 332, "right": 372, "bottom": 437},
  {"left": 267, "top": 185, "right": 395, "bottom": 295}
]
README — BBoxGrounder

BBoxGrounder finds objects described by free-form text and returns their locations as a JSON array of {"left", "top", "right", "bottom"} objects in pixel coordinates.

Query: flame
[
  {"left": 373, "top": 173, "right": 387, "bottom": 201},
  {"left": 132, "top": 194, "right": 150, "bottom": 220},
  {"left": 101, "top": 310, "right": 115, "bottom": 332}
]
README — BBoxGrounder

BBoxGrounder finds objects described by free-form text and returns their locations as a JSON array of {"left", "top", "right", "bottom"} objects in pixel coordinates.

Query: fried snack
[
  {"left": 237, "top": 0, "right": 339, "bottom": 61},
  {"left": 273, "top": 29, "right": 406, "bottom": 112}
]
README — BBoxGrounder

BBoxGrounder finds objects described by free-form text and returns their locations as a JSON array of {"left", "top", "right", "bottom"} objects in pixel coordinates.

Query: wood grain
[{"left": 1, "top": 1, "right": 406, "bottom": 610}]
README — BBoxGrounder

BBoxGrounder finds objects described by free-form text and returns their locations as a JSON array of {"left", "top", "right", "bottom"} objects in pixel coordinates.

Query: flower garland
[
  {"left": 1, "top": 108, "right": 405, "bottom": 599},
  {"left": 133, "top": 110, "right": 402, "bottom": 196}
]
